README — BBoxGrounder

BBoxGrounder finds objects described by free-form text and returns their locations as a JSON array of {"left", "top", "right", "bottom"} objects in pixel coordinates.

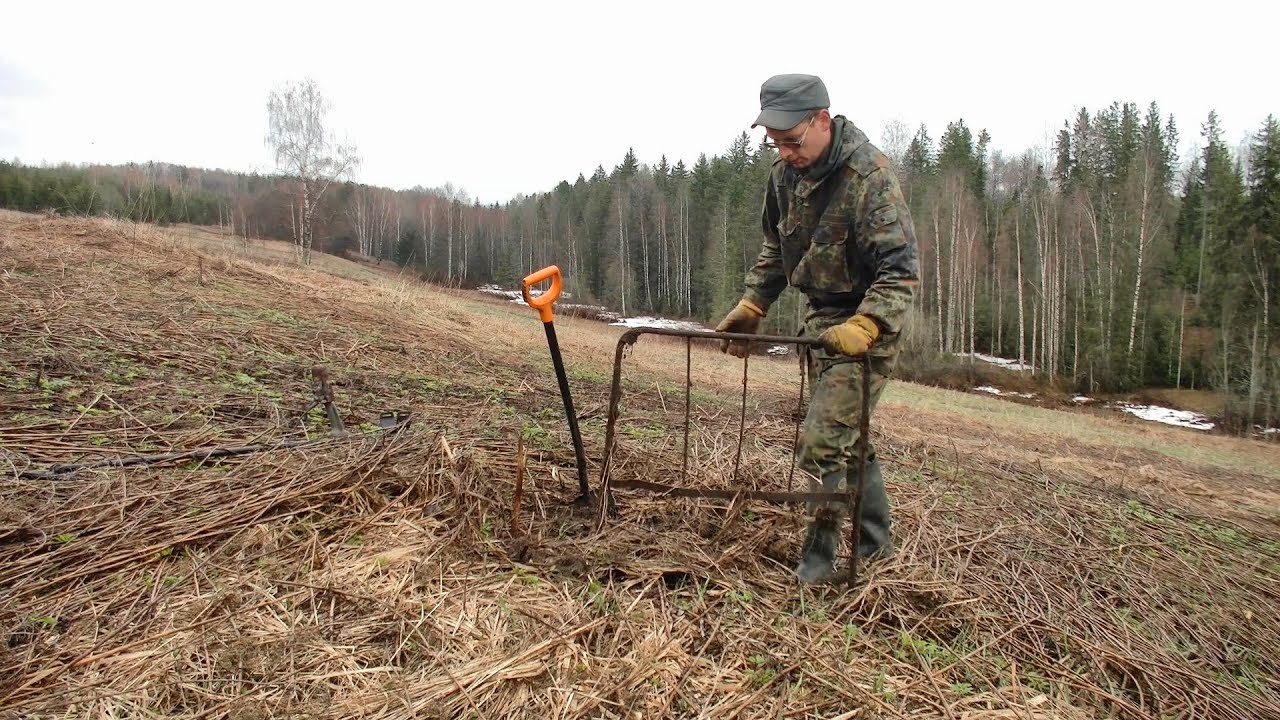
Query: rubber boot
[
  {"left": 852, "top": 451, "right": 893, "bottom": 559},
  {"left": 795, "top": 508, "right": 840, "bottom": 584}
]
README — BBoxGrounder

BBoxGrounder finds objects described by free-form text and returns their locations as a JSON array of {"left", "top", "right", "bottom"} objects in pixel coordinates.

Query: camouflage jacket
[{"left": 742, "top": 116, "right": 919, "bottom": 350}]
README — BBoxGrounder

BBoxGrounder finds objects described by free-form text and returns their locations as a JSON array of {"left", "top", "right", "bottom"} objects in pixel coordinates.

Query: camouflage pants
[{"left": 796, "top": 346, "right": 892, "bottom": 557}]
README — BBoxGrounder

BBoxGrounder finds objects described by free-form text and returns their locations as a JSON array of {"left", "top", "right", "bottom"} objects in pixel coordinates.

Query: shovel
[{"left": 521, "top": 265, "right": 592, "bottom": 506}]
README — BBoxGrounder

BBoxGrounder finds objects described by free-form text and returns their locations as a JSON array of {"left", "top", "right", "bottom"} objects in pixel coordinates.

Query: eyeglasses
[{"left": 761, "top": 115, "right": 816, "bottom": 150}]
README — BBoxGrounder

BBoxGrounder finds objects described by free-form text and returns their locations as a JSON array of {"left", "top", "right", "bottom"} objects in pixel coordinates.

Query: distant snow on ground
[
  {"left": 983, "top": 386, "right": 1217, "bottom": 432},
  {"left": 978, "top": 386, "right": 1216, "bottom": 431},
  {"left": 767, "top": 345, "right": 790, "bottom": 356},
  {"left": 974, "top": 385, "right": 1036, "bottom": 399},
  {"left": 477, "top": 285, "right": 533, "bottom": 303},
  {"left": 955, "top": 352, "right": 1033, "bottom": 372},
  {"left": 476, "top": 286, "right": 617, "bottom": 322},
  {"left": 1111, "top": 402, "right": 1215, "bottom": 431},
  {"left": 477, "top": 284, "right": 578, "bottom": 300},
  {"left": 609, "top": 316, "right": 708, "bottom": 332},
  {"left": 570, "top": 305, "right": 621, "bottom": 322}
]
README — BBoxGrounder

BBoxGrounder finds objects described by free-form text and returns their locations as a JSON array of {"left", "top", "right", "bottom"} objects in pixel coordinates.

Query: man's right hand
[{"left": 714, "top": 299, "right": 765, "bottom": 358}]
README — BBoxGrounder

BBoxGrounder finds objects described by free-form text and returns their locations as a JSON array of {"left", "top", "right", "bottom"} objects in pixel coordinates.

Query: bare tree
[
  {"left": 879, "top": 117, "right": 911, "bottom": 171},
  {"left": 347, "top": 186, "right": 375, "bottom": 257},
  {"left": 266, "top": 78, "right": 359, "bottom": 265},
  {"left": 1247, "top": 236, "right": 1272, "bottom": 432}
]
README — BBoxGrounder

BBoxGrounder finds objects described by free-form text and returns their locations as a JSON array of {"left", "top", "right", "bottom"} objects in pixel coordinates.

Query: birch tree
[
  {"left": 266, "top": 78, "right": 360, "bottom": 265},
  {"left": 1125, "top": 104, "right": 1175, "bottom": 357}
]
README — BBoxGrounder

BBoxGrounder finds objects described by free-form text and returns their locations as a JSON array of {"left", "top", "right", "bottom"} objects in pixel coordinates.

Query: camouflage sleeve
[
  {"left": 853, "top": 167, "right": 919, "bottom": 336},
  {"left": 741, "top": 171, "right": 789, "bottom": 313}
]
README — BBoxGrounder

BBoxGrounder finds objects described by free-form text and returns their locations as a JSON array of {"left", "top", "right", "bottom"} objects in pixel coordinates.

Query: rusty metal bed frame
[{"left": 595, "top": 327, "right": 873, "bottom": 587}]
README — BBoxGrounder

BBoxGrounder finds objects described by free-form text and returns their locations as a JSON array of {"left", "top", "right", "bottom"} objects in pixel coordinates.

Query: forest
[{"left": 2, "top": 103, "right": 1276, "bottom": 433}]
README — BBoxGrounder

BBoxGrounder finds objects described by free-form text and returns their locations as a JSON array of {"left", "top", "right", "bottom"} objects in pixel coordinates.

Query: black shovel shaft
[{"left": 543, "top": 320, "right": 590, "bottom": 499}]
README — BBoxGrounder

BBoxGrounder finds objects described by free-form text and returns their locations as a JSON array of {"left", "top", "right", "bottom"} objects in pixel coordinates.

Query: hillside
[{"left": 1, "top": 210, "right": 1278, "bottom": 719}]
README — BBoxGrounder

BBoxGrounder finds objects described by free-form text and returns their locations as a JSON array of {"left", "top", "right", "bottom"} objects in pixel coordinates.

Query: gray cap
[{"left": 752, "top": 74, "right": 830, "bottom": 130}]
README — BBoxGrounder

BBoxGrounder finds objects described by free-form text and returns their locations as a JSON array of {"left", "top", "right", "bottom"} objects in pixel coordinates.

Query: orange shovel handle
[{"left": 521, "top": 265, "right": 562, "bottom": 323}]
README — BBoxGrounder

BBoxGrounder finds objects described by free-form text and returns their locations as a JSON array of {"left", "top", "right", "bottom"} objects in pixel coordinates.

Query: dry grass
[
  {"left": 881, "top": 383, "right": 1280, "bottom": 495},
  {"left": 164, "top": 223, "right": 403, "bottom": 286},
  {"left": 1134, "top": 388, "right": 1226, "bottom": 418},
  {"left": 2, "top": 210, "right": 1279, "bottom": 719}
]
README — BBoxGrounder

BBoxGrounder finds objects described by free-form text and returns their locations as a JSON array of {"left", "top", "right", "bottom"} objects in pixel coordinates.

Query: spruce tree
[{"left": 1248, "top": 115, "right": 1280, "bottom": 243}]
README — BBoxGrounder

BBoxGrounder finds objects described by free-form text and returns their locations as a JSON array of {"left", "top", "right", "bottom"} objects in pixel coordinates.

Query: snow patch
[
  {"left": 477, "top": 285, "right": 620, "bottom": 322},
  {"left": 1072, "top": 395, "right": 1092, "bottom": 404},
  {"left": 955, "top": 352, "right": 1033, "bottom": 372},
  {"left": 974, "top": 385, "right": 1036, "bottom": 399},
  {"left": 609, "top": 316, "right": 708, "bottom": 332},
  {"left": 477, "top": 284, "right": 573, "bottom": 302},
  {"left": 477, "top": 285, "right": 533, "bottom": 303},
  {"left": 1111, "top": 402, "right": 1215, "bottom": 431}
]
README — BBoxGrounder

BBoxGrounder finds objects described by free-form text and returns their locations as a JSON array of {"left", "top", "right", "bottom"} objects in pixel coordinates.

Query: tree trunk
[
  {"left": 568, "top": 218, "right": 578, "bottom": 300},
  {"left": 618, "top": 193, "right": 628, "bottom": 317},
  {"left": 1127, "top": 159, "right": 1155, "bottom": 355},
  {"left": 289, "top": 196, "right": 299, "bottom": 261},
  {"left": 420, "top": 202, "right": 430, "bottom": 271},
  {"left": 1073, "top": 293, "right": 1080, "bottom": 382},
  {"left": 948, "top": 191, "right": 960, "bottom": 353},
  {"left": 1033, "top": 194, "right": 1049, "bottom": 373},
  {"left": 962, "top": 224, "right": 972, "bottom": 356},
  {"left": 1031, "top": 299, "right": 1038, "bottom": 375},
  {"left": 1220, "top": 307, "right": 1231, "bottom": 395},
  {"left": 301, "top": 183, "right": 314, "bottom": 266},
  {"left": 934, "top": 206, "right": 944, "bottom": 355},
  {"left": 1176, "top": 289, "right": 1186, "bottom": 387},
  {"left": 1249, "top": 243, "right": 1271, "bottom": 436},
  {"left": 1016, "top": 207, "right": 1026, "bottom": 371},
  {"left": 641, "top": 213, "right": 652, "bottom": 310},
  {"left": 683, "top": 195, "right": 692, "bottom": 316},
  {"left": 996, "top": 261, "right": 1003, "bottom": 357},
  {"left": 1197, "top": 173, "right": 1209, "bottom": 301},
  {"left": 663, "top": 200, "right": 670, "bottom": 306},
  {"left": 1054, "top": 213, "right": 1065, "bottom": 377},
  {"left": 1104, "top": 206, "right": 1117, "bottom": 352},
  {"left": 458, "top": 207, "right": 467, "bottom": 279}
]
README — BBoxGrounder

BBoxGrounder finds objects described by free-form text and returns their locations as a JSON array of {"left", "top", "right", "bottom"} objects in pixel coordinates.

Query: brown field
[{"left": 1, "top": 210, "right": 1278, "bottom": 719}]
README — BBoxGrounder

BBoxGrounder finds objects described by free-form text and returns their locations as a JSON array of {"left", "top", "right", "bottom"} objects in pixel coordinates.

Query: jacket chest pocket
[{"left": 784, "top": 211, "right": 855, "bottom": 294}]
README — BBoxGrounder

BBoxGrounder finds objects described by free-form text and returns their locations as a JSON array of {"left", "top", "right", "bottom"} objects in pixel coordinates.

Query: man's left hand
[{"left": 819, "top": 314, "right": 881, "bottom": 357}]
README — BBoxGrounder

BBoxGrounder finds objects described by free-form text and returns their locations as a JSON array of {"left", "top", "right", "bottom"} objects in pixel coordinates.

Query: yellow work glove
[
  {"left": 714, "top": 299, "right": 765, "bottom": 358},
  {"left": 819, "top": 314, "right": 881, "bottom": 358}
]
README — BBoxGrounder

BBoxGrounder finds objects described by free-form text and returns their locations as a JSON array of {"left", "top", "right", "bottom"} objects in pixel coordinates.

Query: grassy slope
[{"left": 1, "top": 211, "right": 1278, "bottom": 719}]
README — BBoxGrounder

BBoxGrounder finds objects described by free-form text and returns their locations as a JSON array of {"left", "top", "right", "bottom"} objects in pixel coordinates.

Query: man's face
[{"left": 765, "top": 111, "right": 829, "bottom": 170}]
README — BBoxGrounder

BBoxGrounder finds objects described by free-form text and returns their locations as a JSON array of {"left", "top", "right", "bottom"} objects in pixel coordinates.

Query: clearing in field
[{"left": 1, "top": 210, "right": 1278, "bottom": 719}]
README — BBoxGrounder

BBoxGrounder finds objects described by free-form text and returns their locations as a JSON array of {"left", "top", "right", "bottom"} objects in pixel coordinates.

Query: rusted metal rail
[{"left": 595, "top": 326, "right": 873, "bottom": 586}]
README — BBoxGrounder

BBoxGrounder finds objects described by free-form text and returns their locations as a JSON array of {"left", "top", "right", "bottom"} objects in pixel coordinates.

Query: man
[{"left": 715, "top": 74, "right": 919, "bottom": 584}]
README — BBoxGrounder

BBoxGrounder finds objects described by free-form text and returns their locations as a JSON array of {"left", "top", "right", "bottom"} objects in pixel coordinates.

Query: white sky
[{"left": 1, "top": 0, "right": 1273, "bottom": 204}]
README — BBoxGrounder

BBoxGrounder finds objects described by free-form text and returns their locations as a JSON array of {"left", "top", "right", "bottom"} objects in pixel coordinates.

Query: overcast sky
[{"left": 1, "top": 0, "right": 1273, "bottom": 204}]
